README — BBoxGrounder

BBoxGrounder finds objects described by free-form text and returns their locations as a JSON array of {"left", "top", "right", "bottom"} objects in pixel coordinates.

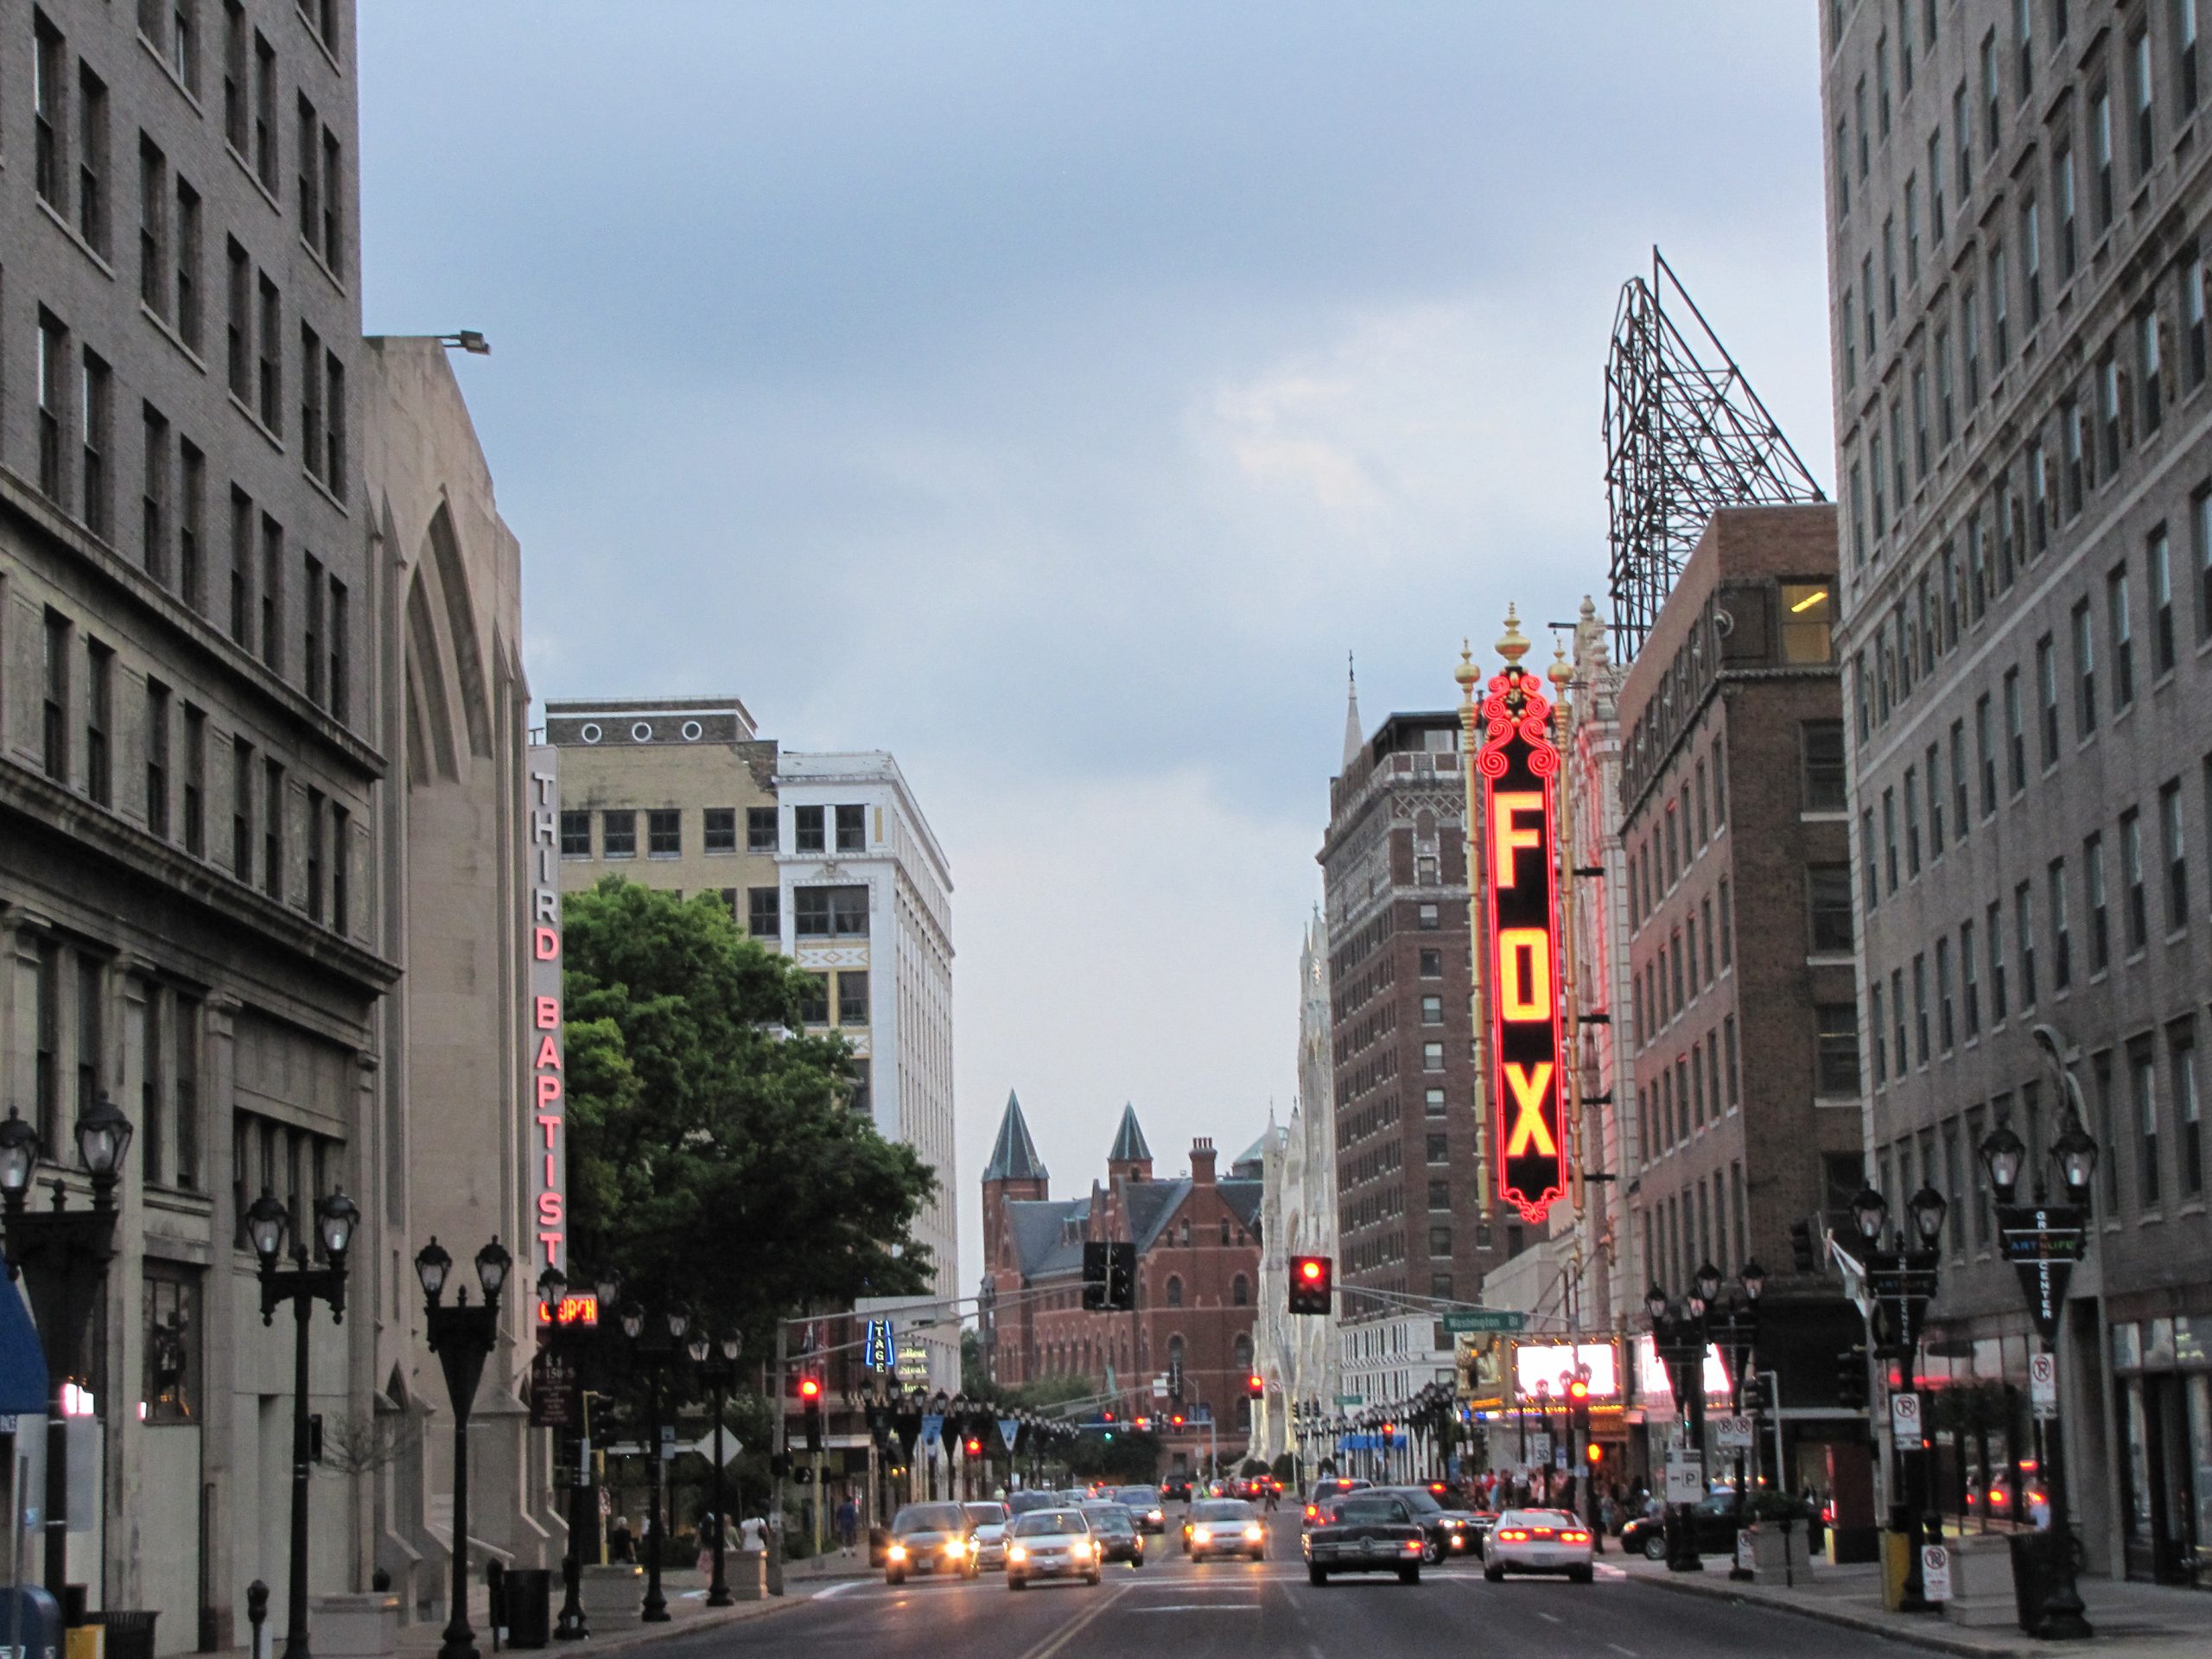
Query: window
[
  {"left": 794, "top": 804, "right": 825, "bottom": 852},
  {"left": 1884, "top": 217, "right": 1898, "bottom": 320},
  {"left": 1425, "top": 1087, "right": 1446, "bottom": 1118},
  {"left": 2160, "top": 779, "right": 2189, "bottom": 931},
  {"left": 2198, "top": 492, "right": 2212, "bottom": 645},
  {"left": 794, "top": 885, "right": 869, "bottom": 938},
  {"left": 1955, "top": 81, "right": 1974, "bottom": 197},
  {"left": 559, "top": 810, "right": 590, "bottom": 857},
  {"left": 77, "top": 63, "right": 111, "bottom": 257},
  {"left": 140, "top": 137, "right": 169, "bottom": 316},
  {"left": 2088, "top": 832, "right": 2112, "bottom": 971},
  {"left": 1950, "top": 718, "right": 1970, "bottom": 836},
  {"left": 300, "top": 325, "right": 324, "bottom": 481},
  {"left": 1164, "top": 1276, "right": 1183, "bottom": 1308},
  {"left": 2183, "top": 0, "right": 2203, "bottom": 115},
  {"left": 2123, "top": 807, "right": 2150, "bottom": 952},
  {"left": 2100, "top": 353, "right": 2123, "bottom": 476},
  {"left": 1804, "top": 862, "right": 1858, "bottom": 955},
  {"left": 646, "top": 808, "right": 680, "bottom": 857},
  {"left": 330, "top": 804, "right": 349, "bottom": 933},
  {"left": 2049, "top": 857, "right": 2072, "bottom": 990},
  {"left": 702, "top": 807, "right": 736, "bottom": 854},
  {"left": 257, "top": 275, "right": 281, "bottom": 433},
  {"left": 226, "top": 238, "right": 250, "bottom": 400},
  {"left": 1843, "top": 287, "right": 1858, "bottom": 388},
  {"left": 1417, "top": 903, "right": 1440, "bottom": 930},
  {"left": 747, "top": 887, "right": 780, "bottom": 941},
  {"left": 1427, "top": 1179, "right": 1451, "bottom": 1212},
  {"left": 2140, "top": 310, "right": 2164, "bottom": 437},
  {"left": 323, "top": 353, "right": 346, "bottom": 499},
  {"left": 601, "top": 810, "right": 636, "bottom": 859},
  {"left": 1421, "top": 1041, "right": 1444, "bottom": 1073},
  {"left": 836, "top": 803, "right": 866, "bottom": 852},
  {"left": 1905, "top": 773, "right": 1923, "bottom": 876},
  {"left": 232, "top": 735, "right": 254, "bottom": 883},
  {"left": 305, "top": 788, "right": 325, "bottom": 923},
  {"left": 1780, "top": 584, "right": 1834, "bottom": 663},
  {"left": 1836, "top": 122, "right": 1852, "bottom": 219},
  {"left": 1937, "top": 938, "right": 1956, "bottom": 1052},
  {"left": 1427, "top": 1134, "right": 1449, "bottom": 1164},
  {"left": 75, "top": 955, "right": 103, "bottom": 1132},
  {"left": 2002, "top": 668, "right": 2025, "bottom": 793},
  {"left": 746, "top": 805, "right": 778, "bottom": 853},
  {"left": 34, "top": 12, "right": 68, "bottom": 210},
  {"left": 257, "top": 514, "right": 283, "bottom": 673},
  {"left": 2111, "top": 563, "right": 2136, "bottom": 711},
  {"left": 1962, "top": 918, "right": 1982, "bottom": 1036},
  {"left": 1913, "top": 954, "right": 1930, "bottom": 1065},
  {"left": 2018, "top": 882, "right": 2039, "bottom": 1006},
  {"left": 302, "top": 551, "right": 324, "bottom": 706},
  {"left": 221, "top": 2, "right": 246, "bottom": 150},
  {"left": 81, "top": 350, "right": 112, "bottom": 541},
  {"left": 2063, "top": 397, "right": 2086, "bottom": 515},
  {"left": 1864, "top": 255, "right": 1878, "bottom": 369},
  {"left": 1976, "top": 694, "right": 1997, "bottom": 817},
  {"left": 2133, "top": 28, "right": 2156, "bottom": 176},
  {"left": 1988, "top": 901, "right": 2010, "bottom": 1022},
  {"left": 182, "top": 704, "right": 206, "bottom": 856},
  {"left": 2191, "top": 259, "right": 2209, "bottom": 388},
  {"left": 318, "top": 128, "right": 343, "bottom": 273},
  {"left": 2149, "top": 526, "right": 2176, "bottom": 677},
  {"left": 1927, "top": 744, "right": 1946, "bottom": 855},
  {"left": 1419, "top": 948, "right": 1442, "bottom": 977},
  {"left": 838, "top": 971, "right": 869, "bottom": 1027},
  {"left": 1420, "top": 995, "right": 1443, "bottom": 1026},
  {"left": 296, "top": 94, "right": 320, "bottom": 251},
  {"left": 1930, "top": 126, "right": 1947, "bottom": 238},
  {"left": 1878, "top": 35, "right": 1892, "bottom": 135},
  {"left": 2024, "top": 196, "right": 2043, "bottom": 325},
  {"left": 1981, "top": 29, "right": 2002, "bottom": 151},
  {"left": 2034, "top": 634, "right": 2060, "bottom": 767},
  {"left": 2174, "top": 1021, "right": 2205, "bottom": 1199},
  {"left": 2056, "top": 141, "right": 2078, "bottom": 277},
  {"left": 1857, "top": 77, "right": 1872, "bottom": 176},
  {"left": 141, "top": 404, "right": 170, "bottom": 582},
  {"left": 1891, "top": 969, "right": 1909, "bottom": 1084},
  {"left": 262, "top": 757, "right": 283, "bottom": 899},
  {"left": 2072, "top": 599, "right": 2097, "bottom": 734},
  {"left": 2134, "top": 1040, "right": 2161, "bottom": 1209},
  {"left": 85, "top": 639, "right": 112, "bottom": 807},
  {"left": 797, "top": 974, "right": 829, "bottom": 1026},
  {"left": 146, "top": 678, "right": 171, "bottom": 840},
  {"left": 251, "top": 29, "right": 276, "bottom": 188},
  {"left": 1990, "top": 241, "right": 2011, "bottom": 365},
  {"left": 2094, "top": 83, "right": 2115, "bottom": 228}
]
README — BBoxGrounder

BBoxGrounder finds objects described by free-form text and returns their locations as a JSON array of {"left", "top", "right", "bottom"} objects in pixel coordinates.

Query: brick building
[
  {"left": 1320, "top": 683, "right": 1513, "bottom": 1411},
  {"left": 1618, "top": 503, "right": 1865, "bottom": 1484},
  {"left": 979, "top": 1097, "right": 1263, "bottom": 1472}
]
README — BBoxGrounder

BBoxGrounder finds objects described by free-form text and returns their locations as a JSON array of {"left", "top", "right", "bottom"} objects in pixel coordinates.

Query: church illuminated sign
[{"left": 1477, "top": 656, "right": 1568, "bottom": 1224}]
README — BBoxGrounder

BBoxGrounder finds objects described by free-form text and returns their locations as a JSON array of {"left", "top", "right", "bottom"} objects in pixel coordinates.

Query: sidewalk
[{"left": 1619, "top": 1549, "right": 2207, "bottom": 1658}]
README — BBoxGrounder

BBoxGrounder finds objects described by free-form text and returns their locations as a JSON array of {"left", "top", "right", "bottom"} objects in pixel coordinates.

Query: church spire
[
  {"left": 1342, "top": 652, "right": 1364, "bottom": 770},
  {"left": 982, "top": 1090, "right": 1047, "bottom": 1184}
]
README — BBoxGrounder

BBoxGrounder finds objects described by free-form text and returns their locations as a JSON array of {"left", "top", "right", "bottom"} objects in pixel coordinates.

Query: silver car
[
  {"left": 1006, "top": 1509, "right": 1102, "bottom": 1589},
  {"left": 963, "top": 1500, "right": 1011, "bottom": 1570}
]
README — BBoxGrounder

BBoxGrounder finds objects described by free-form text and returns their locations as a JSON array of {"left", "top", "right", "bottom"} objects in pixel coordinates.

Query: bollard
[{"left": 245, "top": 1583, "right": 269, "bottom": 1659}]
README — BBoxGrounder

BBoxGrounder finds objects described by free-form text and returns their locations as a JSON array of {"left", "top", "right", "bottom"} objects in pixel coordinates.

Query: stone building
[
  {"left": 545, "top": 720, "right": 958, "bottom": 1306},
  {"left": 1319, "top": 675, "right": 1513, "bottom": 1416},
  {"left": 979, "top": 1101, "right": 1263, "bottom": 1473},
  {"left": 1821, "top": 0, "right": 2212, "bottom": 1583},
  {"left": 1, "top": 3, "right": 385, "bottom": 1646},
  {"left": 1617, "top": 504, "right": 1866, "bottom": 1484}
]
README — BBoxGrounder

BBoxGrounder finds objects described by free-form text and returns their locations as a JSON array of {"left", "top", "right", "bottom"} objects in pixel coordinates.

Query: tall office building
[
  {"left": 547, "top": 713, "right": 958, "bottom": 1300},
  {"left": 2, "top": 3, "right": 378, "bottom": 1644},
  {"left": 1319, "top": 677, "right": 1510, "bottom": 1411},
  {"left": 1821, "top": 0, "right": 2212, "bottom": 1582}
]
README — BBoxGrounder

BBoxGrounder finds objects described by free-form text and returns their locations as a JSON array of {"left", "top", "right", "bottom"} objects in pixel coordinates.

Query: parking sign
[
  {"left": 2029, "top": 1354, "right": 2057, "bottom": 1420},
  {"left": 1890, "top": 1389, "right": 1923, "bottom": 1442}
]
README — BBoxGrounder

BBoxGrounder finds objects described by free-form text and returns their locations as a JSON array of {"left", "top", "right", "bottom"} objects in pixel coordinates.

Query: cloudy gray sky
[{"left": 359, "top": 3, "right": 1834, "bottom": 1284}]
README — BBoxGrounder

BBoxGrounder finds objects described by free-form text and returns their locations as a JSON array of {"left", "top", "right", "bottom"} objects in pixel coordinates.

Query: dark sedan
[
  {"left": 1621, "top": 1492, "right": 1745, "bottom": 1561},
  {"left": 1372, "top": 1487, "right": 1479, "bottom": 1564},
  {"left": 1301, "top": 1491, "right": 1427, "bottom": 1585}
]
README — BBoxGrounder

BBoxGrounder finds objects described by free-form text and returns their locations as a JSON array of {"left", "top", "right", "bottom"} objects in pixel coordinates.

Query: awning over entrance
[{"left": 0, "top": 1282, "right": 49, "bottom": 1414}]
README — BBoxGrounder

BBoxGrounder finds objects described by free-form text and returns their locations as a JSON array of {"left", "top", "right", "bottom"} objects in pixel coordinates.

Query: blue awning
[{"left": 0, "top": 1282, "right": 49, "bottom": 1415}]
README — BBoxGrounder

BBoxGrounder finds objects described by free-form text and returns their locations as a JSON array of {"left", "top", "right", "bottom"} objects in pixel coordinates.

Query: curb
[{"left": 1626, "top": 1568, "right": 2053, "bottom": 1659}]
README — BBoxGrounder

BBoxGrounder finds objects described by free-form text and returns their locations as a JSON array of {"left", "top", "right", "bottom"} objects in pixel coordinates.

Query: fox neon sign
[{"left": 1477, "top": 659, "right": 1567, "bottom": 1224}]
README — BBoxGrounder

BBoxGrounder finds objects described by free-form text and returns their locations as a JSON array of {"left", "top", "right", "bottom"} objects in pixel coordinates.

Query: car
[
  {"left": 1160, "top": 1476, "right": 1193, "bottom": 1503},
  {"left": 1115, "top": 1485, "right": 1168, "bottom": 1533},
  {"left": 1620, "top": 1491, "right": 1744, "bottom": 1562},
  {"left": 1484, "top": 1507, "right": 1595, "bottom": 1583},
  {"left": 1080, "top": 1503, "right": 1145, "bottom": 1565},
  {"left": 1465, "top": 1510, "right": 1499, "bottom": 1558},
  {"left": 963, "top": 1502, "right": 1011, "bottom": 1571},
  {"left": 1301, "top": 1491, "right": 1427, "bottom": 1585},
  {"left": 1372, "top": 1486, "right": 1479, "bottom": 1564},
  {"left": 1183, "top": 1498, "right": 1266, "bottom": 1561},
  {"left": 1302, "top": 1477, "right": 1371, "bottom": 1525},
  {"left": 884, "top": 1503, "right": 978, "bottom": 1585},
  {"left": 1006, "top": 1490, "right": 1061, "bottom": 1516},
  {"left": 1005, "top": 1509, "right": 1102, "bottom": 1589}
]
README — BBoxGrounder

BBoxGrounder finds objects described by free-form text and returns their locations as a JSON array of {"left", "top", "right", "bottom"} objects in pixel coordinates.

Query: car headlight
[
  {"left": 1070, "top": 1540, "right": 1090, "bottom": 1559},
  {"left": 1148, "top": 1510, "right": 1164, "bottom": 1523},
  {"left": 945, "top": 1537, "right": 967, "bottom": 1557},
  {"left": 887, "top": 1543, "right": 907, "bottom": 1560},
  {"left": 1007, "top": 1545, "right": 1027, "bottom": 1563},
  {"left": 1191, "top": 1527, "right": 1212, "bottom": 1544},
  {"left": 1243, "top": 1523, "right": 1263, "bottom": 1541}
]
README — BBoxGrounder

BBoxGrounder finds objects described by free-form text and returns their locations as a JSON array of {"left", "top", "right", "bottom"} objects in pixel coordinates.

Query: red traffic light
[
  {"left": 1567, "top": 1378, "right": 1590, "bottom": 1402},
  {"left": 1300, "top": 1258, "right": 1323, "bottom": 1282},
  {"left": 964, "top": 1437, "right": 982, "bottom": 1456},
  {"left": 1288, "top": 1255, "right": 1333, "bottom": 1315},
  {"left": 1170, "top": 1413, "right": 1185, "bottom": 1427},
  {"left": 1247, "top": 1372, "right": 1264, "bottom": 1397},
  {"left": 798, "top": 1375, "right": 822, "bottom": 1401}
]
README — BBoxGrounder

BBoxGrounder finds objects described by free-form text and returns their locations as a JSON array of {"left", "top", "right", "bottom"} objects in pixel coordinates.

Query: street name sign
[
  {"left": 1334, "top": 1393, "right": 1364, "bottom": 1407},
  {"left": 1440, "top": 1310, "right": 1528, "bottom": 1335}
]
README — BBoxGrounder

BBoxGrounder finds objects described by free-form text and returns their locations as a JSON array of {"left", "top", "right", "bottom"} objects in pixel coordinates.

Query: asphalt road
[{"left": 648, "top": 1514, "right": 1920, "bottom": 1659}]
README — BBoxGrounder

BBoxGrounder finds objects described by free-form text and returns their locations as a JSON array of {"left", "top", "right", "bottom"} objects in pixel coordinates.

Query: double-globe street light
[
  {"left": 1646, "top": 1277, "right": 1724, "bottom": 1573},
  {"left": 619, "top": 1300, "right": 691, "bottom": 1623},
  {"left": 1846, "top": 1179, "right": 1947, "bottom": 1613},
  {"left": 683, "top": 1325, "right": 743, "bottom": 1605},
  {"left": 1694, "top": 1259, "right": 1766, "bottom": 1579},
  {"left": 413, "top": 1236, "right": 513, "bottom": 1659},
  {"left": 245, "top": 1182, "right": 363, "bottom": 1659},
  {"left": 0, "top": 1096, "right": 133, "bottom": 1604}
]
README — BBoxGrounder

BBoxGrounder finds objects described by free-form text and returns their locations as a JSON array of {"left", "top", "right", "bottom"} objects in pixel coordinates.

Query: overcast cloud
[{"left": 359, "top": 3, "right": 1834, "bottom": 1285}]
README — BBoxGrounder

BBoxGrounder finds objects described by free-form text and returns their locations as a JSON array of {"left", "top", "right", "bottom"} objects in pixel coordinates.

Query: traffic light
[
  {"left": 1288, "top": 1255, "right": 1332, "bottom": 1315},
  {"left": 963, "top": 1435, "right": 983, "bottom": 1459},
  {"left": 1082, "top": 1240, "right": 1109, "bottom": 1311},
  {"left": 1107, "top": 1242, "right": 1137, "bottom": 1311},
  {"left": 1790, "top": 1217, "right": 1818, "bottom": 1274},
  {"left": 1247, "top": 1372, "right": 1264, "bottom": 1399},
  {"left": 1834, "top": 1345, "right": 1868, "bottom": 1411},
  {"left": 1169, "top": 1413, "right": 1186, "bottom": 1429},
  {"left": 798, "top": 1372, "right": 824, "bottom": 1452},
  {"left": 1381, "top": 1421, "right": 1396, "bottom": 1447},
  {"left": 1586, "top": 1441, "right": 1604, "bottom": 1466}
]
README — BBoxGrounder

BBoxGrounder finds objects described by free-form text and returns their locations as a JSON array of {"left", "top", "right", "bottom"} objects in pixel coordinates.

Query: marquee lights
[{"left": 1476, "top": 641, "right": 1568, "bottom": 1224}]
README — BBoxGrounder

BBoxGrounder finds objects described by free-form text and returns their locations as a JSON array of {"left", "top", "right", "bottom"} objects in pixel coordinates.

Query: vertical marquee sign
[
  {"left": 527, "top": 746, "right": 568, "bottom": 1275},
  {"left": 1477, "top": 641, "right": 1568, "bottom": 1223}
]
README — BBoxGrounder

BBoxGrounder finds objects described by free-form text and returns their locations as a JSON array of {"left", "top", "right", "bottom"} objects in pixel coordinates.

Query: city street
[{"left": 656, "top": 1517, "right": 1917, "bottom": 1659}]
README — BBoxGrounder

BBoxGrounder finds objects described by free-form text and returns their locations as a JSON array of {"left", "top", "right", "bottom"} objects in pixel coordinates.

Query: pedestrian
[
  {"left": 696, "top": 1512, "right": 718, "bottom": 1577},
  {"left": 739, "top": 1514, "right": 768, "bottom": 1553},
  {"left": 609, "top": 1516, "right": 635, "bottom": 1563},
  {"left": 836, "top": 1492, "right": 860, "bottom": 1556}
]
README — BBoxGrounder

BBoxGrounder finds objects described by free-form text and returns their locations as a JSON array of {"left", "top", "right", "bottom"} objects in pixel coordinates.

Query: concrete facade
[
  {"left": 1, "top": 3, "right": 385, "bottom": 1647},
  {"left": 1821, "top": 0, "right": 2212, "bottom": 1586}
]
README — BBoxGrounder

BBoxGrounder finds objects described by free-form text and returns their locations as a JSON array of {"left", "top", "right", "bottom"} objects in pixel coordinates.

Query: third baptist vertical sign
[
  {"left": 1476, "top": 649, "right": 1568, "bottom": 1224},
  {"left": 528, "top": 746, "right": 568, "bottom": 1273}
]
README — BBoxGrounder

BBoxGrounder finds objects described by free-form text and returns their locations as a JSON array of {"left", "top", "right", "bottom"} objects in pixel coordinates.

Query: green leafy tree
[{"left": 563, "top": 879, "right": 937, "bottom": 1358}]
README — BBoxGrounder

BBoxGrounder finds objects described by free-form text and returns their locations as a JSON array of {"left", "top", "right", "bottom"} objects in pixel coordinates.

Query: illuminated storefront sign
[
  {"left": 1633, "top": 1333, "right": 1732, "bottom": 1411},
  {"left": 1512, "top": 1341, "right": 1622, "bottom": 1402},
  {"left": 528, "top": 747, "right": 568, "bottom": 1274},
  {"left": 536, "top": 1292, "right": 600, "bottom": 1328},
  {"left": 1476, "top": 652, "right": 1568, "bottom": 1223}
]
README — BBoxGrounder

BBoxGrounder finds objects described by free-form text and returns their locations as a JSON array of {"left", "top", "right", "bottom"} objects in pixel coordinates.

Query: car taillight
[
  {"left": 1562, "top": 1531, "right": 1590, "bottom": 1544},
  {"left": 1498, "top": 1529, "right": 1529, "bottom": 1541},
  {"left": 1304, "top": 1505, "right": 1318, "bottom": 1520},
  {"left": 1533, "top": 1529, "right": 1555, "bottom": 1538}
]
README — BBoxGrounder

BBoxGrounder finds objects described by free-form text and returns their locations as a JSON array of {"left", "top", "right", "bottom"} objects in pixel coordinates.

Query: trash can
[
  {"left": 502, "top": 1570, "right": 553, "bottom": 1649},
  {"left": 2007, "top": 1532, "right": 2052, "bottom": 1632},
  {"left": 99, "top": 1613, "right": 156, "bottom": 1659}
]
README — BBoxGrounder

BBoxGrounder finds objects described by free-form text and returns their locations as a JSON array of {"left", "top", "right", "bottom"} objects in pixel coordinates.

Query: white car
[
  {"left": 1483, "top": 1508, "right": 1595, "bottom": 1583},
  {"left": 1006, "top": 1509, "right": 1102, "bottom": 1589},
  {"left": 963, "top": 1501, "right": 1010, "bottom": 1571}
]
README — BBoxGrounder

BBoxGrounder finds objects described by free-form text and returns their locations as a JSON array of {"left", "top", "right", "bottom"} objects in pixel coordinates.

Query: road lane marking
[
  {"left": 1607, "top": 1645, "right": 1640, "bottom": 1656},
  {"left": 1538, "top": 1611, "right": 1562, "bottom": 1624},
  {"left": 1006, "top": 1579, "right": 1130, "bottom": 1659},
  {"left": 810, "top": 1580, "right": 875, "bottom": 1600},
  {"left": 1127, "top": 1605, "right": 1262, "bottom": 1612}
]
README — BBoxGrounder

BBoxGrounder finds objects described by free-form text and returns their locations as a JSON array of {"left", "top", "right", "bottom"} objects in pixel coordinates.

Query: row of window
[
  {"left": 1633, "top": 876, "right": 1733, "bottom": 1050},
  {"left": 35, "top": 602, "right": 353, "bottom": 931},
  {"left": 1871, "top": 765, "right": 2207, "bottom": 1091},
  {"left": 1627, "top": 731, "right": 1729, "bottom": 931},
  {"left": 1636, "top": 1013, "right": 1755, "bottom": 1170},
  {"left": 557, "top": 801, "right": 868, "bottom": 859},
  {"left": 1644, "top": 1157, "right": 1751, "bottom": 1306}
]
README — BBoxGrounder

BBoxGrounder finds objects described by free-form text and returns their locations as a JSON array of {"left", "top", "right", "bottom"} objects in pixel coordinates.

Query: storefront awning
[{"left": 0, "top": 1282, "right": 48, "bottom": 1415}]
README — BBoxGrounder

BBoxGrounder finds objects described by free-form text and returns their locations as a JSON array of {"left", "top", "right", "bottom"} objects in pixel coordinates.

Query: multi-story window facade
[{"left": 1824, "top": 0, "right": 2212, "bottom": 1586}]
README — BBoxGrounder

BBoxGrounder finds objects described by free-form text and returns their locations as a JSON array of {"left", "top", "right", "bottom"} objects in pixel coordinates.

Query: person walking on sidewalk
[
  {"left": 609, "top": 1516, "right": 635, "bottom": 1563},
  {"left": 836, "top": 1493, "right": 860, "bottom": 1556}
]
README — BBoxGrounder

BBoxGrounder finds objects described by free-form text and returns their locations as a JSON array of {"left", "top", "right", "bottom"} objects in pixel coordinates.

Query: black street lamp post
[
  {"left": 685, "top": 1328, "right": 742, "bottom": 1605},
  {"left": 531, "top": 1263, "right": 601, "bottom": 1643},
  {"left": 1847, "top": 1182, "right": 1947, "bottom": 1613},
  {"left": 1695, "top": 1261, "right": 1764, "bottom": 1580},
  {"left": 1647, "top": 1281, "right": 1715, "bottom": 1573},
  {"left": 620, "top": 1301, "right": 690, "bottom": 1623},
  {"left": 246, "top": 1182, "right": 362, "bottom": 1659},
  {"left": 1978, "top": 1024, "right": 2099, "bottom": 1641},
  {"left": 0, "top": 1098, "right": 133, "bottom": 1605},
  {"left": 415, "top": 1236, "right": 512, "bottom": 1659}
]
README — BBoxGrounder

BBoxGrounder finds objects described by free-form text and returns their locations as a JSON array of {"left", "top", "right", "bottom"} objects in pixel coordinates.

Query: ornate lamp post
[
  {"left": 620, "top": 1301, "right": 689, "bottom": 1622},
  {"left": 0, "top": 1097, "right": 133, "bottom": 1603},
  {"left": 1647, "top": 1281, "right": 1714, "bottom": 1572},
  {"left": 1976, "top": 1024, "right": 2098, "bottom": 1641},
  {"left": 415, "top": 1236, "right": 512, "bottom": 1659},
  {"left": 686, "top": 1328, "right": 742, "bottom": 1605},
  {"left": 247, "top": 1182, "right": 361, "bottom": 1659},
  {"left": 1847, "top": 1182, "right": 1947, "bottom": 1612}
]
